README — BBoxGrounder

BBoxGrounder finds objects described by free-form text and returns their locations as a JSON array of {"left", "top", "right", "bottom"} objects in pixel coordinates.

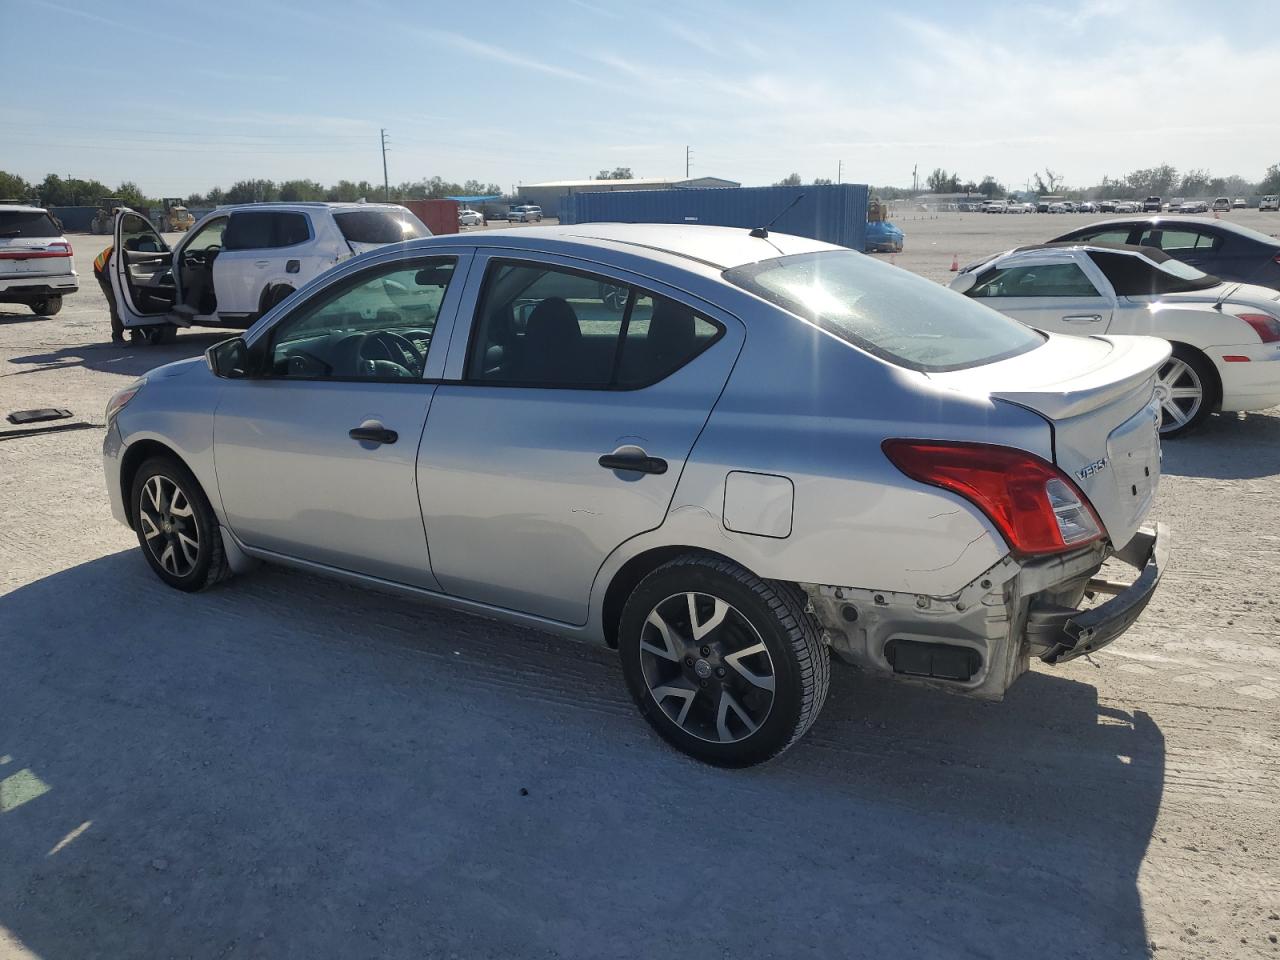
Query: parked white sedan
[{"left": 953, "top": 242, "right": 1280, "bottom": 435}]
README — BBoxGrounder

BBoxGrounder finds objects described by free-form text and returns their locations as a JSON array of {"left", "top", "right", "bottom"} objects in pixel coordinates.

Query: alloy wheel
[
  {"left": 638, "top": 592, "right": 776, "bottom": 744},
  {"left": 138, "top": 474, "right": 200, "bottom": 577},
  {"left": 1156, "top": 357, "right": 1203, "bottom": 433}
]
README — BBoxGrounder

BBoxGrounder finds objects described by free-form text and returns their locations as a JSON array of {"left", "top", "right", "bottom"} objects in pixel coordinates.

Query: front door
[
  {"left": 418, "top": 254, "right": 742, "bottom": 624},
  {"left": 213, "top": 253, "right": 469, "bottom": 588},
  {"left": 968, "top": 257, "right": 1115, "bottom": 335},
  {"left": 111, "top": 208, "right": 175, "bottom": 325}
]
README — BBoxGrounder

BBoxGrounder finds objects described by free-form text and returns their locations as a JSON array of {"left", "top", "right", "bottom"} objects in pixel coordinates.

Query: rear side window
[
  {"left": 334, "top": 209, "right": 427, "bottom": 244},
  {"left": 725, "top": 249, "right": 1043, "bottom": 373},
  {"left": 0, "top": 210, "right": 60, "bottom": 238},
  {"left": 224, "top": 211, "right": 311, "bottom": 250},
  {"left": 1071, "top": 228, "right": 1132, "bottom": 245},
  {"left": 466, "top": 261, "right": 721, "bottom": 388},
  {"left": 1138, "top": 228, "right": 1220, "bottom": 253},
  {"left": 1087, "top": 251, "right": 1219, "bottom": 295},
  {"left": 970, "top": 262, "right": 1100, "bottom": 298}
]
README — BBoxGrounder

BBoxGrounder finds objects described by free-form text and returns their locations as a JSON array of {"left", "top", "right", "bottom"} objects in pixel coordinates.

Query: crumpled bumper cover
[{"left": 1027, "top": 523, "right": 1168, "bottom": 665}]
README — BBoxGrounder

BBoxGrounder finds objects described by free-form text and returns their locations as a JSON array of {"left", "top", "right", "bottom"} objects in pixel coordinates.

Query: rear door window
[
  {"left": 466, "top": 260, "right": 722, "bottom": 388},
  {"left": 224, "top": 211, "right": 311, "bottom": 250},
  {"left": 0, "top": 210, "right": 61, "bottom": 239}
]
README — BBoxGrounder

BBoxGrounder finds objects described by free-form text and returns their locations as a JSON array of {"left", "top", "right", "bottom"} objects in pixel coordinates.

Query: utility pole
[
  {"left": 380, "top": 128, "right": 391, "bottom": 202},
  {"left": 912, "top": 164, "right": 918, "bottom": 193},
  {"left": 685, "top": 145, "right": 692, "bottom": 179},
  {"left": 837, "top": 160, "right": 842, "bottom": 184}
]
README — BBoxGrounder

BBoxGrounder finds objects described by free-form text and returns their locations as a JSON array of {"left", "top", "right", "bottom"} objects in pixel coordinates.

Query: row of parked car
[
  {"left": 9, "top": 200, "right": 1277, "bottom": 766},
  {"left": 976, "top": 196, "right": 1271, "bottom": 215}
]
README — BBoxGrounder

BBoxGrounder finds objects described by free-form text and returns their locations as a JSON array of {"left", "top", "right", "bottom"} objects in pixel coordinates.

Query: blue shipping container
[{"left": 564, "top": 183, "right": 868, "bottom": 251}]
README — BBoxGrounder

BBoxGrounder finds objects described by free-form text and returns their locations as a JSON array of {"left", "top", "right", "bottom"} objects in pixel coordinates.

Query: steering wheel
[{"left": 364, "top": 330, "right": 424, "bottom": 373}]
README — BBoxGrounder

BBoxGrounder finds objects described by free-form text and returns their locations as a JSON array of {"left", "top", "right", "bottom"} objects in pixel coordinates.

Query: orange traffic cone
[{"left": 949, "top": 254, "right": 959, "bottom": 271}]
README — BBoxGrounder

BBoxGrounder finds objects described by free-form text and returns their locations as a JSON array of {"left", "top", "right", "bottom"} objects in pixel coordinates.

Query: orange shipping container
[{"left": 399, "top": 199, "right": 459, "bottom": 236}]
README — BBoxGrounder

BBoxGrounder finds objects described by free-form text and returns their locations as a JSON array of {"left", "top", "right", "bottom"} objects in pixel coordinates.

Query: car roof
[
  {"left": 210, "top": 202, "right": 408, "bottom": 213},
  {"left": 0, "top": 205, "right": 52, "bottom": 214},
  {"left": 405, "top": 222, "right": 838, "bottom": 270},
  {"left": 1053, "top": 215, "right": 1280, "bottom": 246}
]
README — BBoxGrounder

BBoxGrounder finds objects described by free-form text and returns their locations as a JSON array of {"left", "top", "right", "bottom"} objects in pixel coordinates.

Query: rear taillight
[
  {"left": 1239, "top": 313, "right": 1280, "bottom": 343},
  {"left": 882, "top": 440, "right": 1104, "bottom": 557},
  {"left": 52, "top": 240, "right": 72, "bottom": 257}
]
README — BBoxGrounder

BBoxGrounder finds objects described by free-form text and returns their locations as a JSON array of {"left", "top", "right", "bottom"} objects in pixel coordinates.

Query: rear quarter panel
[{"left": 596, "top": 297, "right": 1056, "bottom": 603}]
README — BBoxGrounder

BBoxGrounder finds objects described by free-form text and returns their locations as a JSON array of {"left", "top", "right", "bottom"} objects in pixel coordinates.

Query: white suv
[
  {"left": 507, "top": 204, "right": 543, "bottom": 223},
  {"left": 109, "top": 202, "right": 429, "bottom": 343},
  {"left": 1261, "top": 196, "right": 1280, "bottom": 212},
  {"left": 0, "top": 205, "right": 77, "bottom": 315}
]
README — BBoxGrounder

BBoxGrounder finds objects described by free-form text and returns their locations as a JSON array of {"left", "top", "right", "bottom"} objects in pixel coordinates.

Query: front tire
[
  {"left": 131, "top": 456, "right": 231, "bottom": 592},
  {"left": 1157, "top": 345, "right": 1217, "bottom": 438},
  {"left": 618, "top": 555, "right": 830, "bottom": 767}
]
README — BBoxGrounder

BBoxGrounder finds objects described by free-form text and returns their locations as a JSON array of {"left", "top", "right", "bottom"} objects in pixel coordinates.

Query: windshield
[
  {"left": 0, "top": 210, "right": 61, "bottom": 239},
  {"left": 724, "top": 250, "right": 1045, "bottom": 372},
  {"left": 333, "top": 209, "right": 428, "bottom": 244}
]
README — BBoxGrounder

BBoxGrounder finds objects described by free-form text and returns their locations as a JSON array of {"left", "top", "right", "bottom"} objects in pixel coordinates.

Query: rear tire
[
  {"left": 260, "top": 284, "right": 294, "bottom": 314},
  {"left": 618, "top": 554, "right": 830, "bottom": 767},
  {"left": 29, "top": 296, "right": 62, "bottom": 316},
  {"left": 131, "top": 456, "right": 231, "bottom": 592},
  {"left": 1157, "top": 344, "right": 1217, "bottom": 438}
]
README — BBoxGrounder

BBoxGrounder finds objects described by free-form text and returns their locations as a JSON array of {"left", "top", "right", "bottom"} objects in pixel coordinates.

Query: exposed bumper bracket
[{"left": 1027, "top": 523, "right": 1168, "bottom": 665}]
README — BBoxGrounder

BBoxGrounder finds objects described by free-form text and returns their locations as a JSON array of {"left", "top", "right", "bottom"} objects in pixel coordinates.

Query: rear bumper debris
[{"left": 1026, "top": 523, "right": 1168, "bottom": 664}]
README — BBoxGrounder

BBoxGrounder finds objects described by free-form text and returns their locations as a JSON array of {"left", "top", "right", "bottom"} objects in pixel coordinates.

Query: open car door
[{"left": 111, "top": 207, "right": 176, "bottom": 328}]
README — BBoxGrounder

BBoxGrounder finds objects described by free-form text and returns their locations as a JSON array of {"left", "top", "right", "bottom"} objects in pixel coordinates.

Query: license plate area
[{"left": 1107, "top": 398, "right": 1161, "bottom": 517}]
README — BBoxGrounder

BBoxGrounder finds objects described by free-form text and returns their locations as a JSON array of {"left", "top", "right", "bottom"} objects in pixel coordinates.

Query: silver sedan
[{"left": 104, "top": 224, "right": 1169, "bottom": 766}]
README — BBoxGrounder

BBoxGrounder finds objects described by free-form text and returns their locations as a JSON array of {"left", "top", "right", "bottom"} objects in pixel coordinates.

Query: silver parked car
[{"left": 104, "top": 224, "right": 1168, "bottom": 766}]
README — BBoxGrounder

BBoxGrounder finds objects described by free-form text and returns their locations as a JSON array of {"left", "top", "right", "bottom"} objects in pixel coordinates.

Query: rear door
[
  {"left": 417, "top": 251, "right": 742, "bottom": 624},
  {"left": 967, "top": 253, "right": 1116, "bottom": 335},
  {"left": 213, "top": 210, "right": 314, "bottom": 317}
]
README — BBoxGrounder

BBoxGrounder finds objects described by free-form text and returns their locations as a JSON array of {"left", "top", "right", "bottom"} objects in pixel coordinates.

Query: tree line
[
  {"left": 0, "top": 170, "right": 506, "bottom": 208},
  {"left": 923, "top": 163, "right": 1280, "bottom": 200}
]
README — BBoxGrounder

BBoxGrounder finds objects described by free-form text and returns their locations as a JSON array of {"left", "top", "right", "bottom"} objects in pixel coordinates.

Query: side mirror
[
  {"left": 949, "top": 272, "right": 978, "bottom": 295},
  {"left": 206, "top": 336, "right": 253, "bottom": 379}
]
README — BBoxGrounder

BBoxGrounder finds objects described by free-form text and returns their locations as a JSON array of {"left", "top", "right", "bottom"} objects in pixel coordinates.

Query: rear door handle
[
  {"left": 599, "top": 452, "right": 667, "bottom": 474},
  {"left": 1062, "top": 314, "right": 1103, "bottom": 322},
  {"left": 349, "top": 426, "right": 398, "bottom": 445},
  {"left": 254, "top": 259, "right": 270, "bottom": 267}
]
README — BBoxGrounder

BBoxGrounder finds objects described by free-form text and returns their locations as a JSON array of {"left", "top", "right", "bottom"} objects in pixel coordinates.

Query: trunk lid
[{"left": 928, "top": 333, "right": 1169, "bottom": 549}]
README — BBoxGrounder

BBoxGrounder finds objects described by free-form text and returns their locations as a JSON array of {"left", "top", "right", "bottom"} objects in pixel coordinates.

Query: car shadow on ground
[
  {"left": 0, "top": 308, "right": 47, "bottom": 326},
  {"left": 1161, "top": 409, "right": 1280, "bottom": 479},
  {"left": 0, "top": 551, "right": 1164, "bottom": 959},
  {"left": 4, "top": 332, "right": 228, "bottom": 380}
]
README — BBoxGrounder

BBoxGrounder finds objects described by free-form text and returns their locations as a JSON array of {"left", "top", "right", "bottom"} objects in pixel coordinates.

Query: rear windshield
[
  {"left": 0, "top": 210, "right": 61, "bottom": 239},
  {"left": 334, "top": 209, "right": 427, "bottom": 244},
  {"left": 1087, "top": 251, "right": 1220, "bottom": 296},
  {"left": 724, "top": 250, "right": 1045, "bottom": 373}
]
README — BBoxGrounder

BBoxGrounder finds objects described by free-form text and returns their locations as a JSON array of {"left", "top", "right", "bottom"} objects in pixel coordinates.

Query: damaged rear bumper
[{"left": 1026, "top": 523, "right": 1167, "bottom": 665}]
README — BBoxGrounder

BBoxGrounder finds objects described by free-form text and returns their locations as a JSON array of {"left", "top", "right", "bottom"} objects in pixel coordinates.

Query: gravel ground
[{"left": 2, "top": 215, "right": 1279, "bottom": 959}]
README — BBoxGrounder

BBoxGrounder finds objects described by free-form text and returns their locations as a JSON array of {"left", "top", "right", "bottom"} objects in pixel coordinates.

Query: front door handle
[
  {"left": 254, "top": 259, "right": 270, "bottom": 267},
  {"left": 349, "top": 425, "right": 398, "bottom": 445},
  {"left": 1062, "top": 314, "right": 1103, "bottom": 322},
  {"left": 599, "top": 451, "right": 667, "bottom": 474}
]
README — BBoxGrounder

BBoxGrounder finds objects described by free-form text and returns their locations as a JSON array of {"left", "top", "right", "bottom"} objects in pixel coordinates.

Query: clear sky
[{"left": 3, "top": 0, "right": 1276, "bottom": 195}]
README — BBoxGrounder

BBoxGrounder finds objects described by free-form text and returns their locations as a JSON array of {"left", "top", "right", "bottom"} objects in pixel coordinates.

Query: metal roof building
[{"left": 517, "top": 176, "right": 740, "bottom": 219}]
